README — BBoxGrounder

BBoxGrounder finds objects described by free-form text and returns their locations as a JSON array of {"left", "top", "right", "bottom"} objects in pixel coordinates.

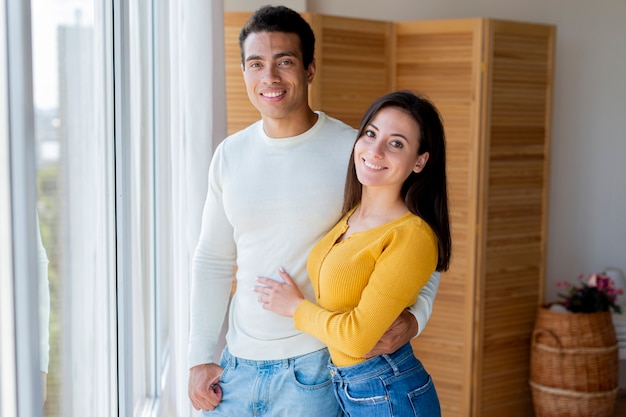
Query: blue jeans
[
  {"left": 203, "top": 346, "right": 342, "bottom": 417},
  {"left": 328, "top": 343, "right": 441, "bottom": 417}
]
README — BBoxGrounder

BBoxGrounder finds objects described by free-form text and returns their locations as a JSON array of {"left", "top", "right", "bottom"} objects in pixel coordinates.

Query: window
[
  {"left": 1, "top": 0, "right": 170, "bottom": 416},
  {"left": 31, "top": 2, "right": 117, "bottom": 415},
  {"left": 1, "top": 1, "right": 223, "bottom": 416}
]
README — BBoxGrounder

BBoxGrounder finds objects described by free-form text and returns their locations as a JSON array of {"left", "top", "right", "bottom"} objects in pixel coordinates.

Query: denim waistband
[
  {"left": 222, "top": 346, "right": 327, "bottom": 369},
  {"left": 328, "top": 342, "right": 419, "bottom": 381}
]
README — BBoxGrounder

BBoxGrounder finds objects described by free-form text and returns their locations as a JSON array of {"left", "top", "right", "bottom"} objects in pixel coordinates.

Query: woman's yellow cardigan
[{"left": 293, "top": 209, "right": 438, "bottom": 367}]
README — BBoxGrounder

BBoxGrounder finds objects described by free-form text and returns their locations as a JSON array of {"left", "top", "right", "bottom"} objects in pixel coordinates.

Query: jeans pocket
[
  {"left": 408, "top": 376, "right": 441, "bottom": 417},
  {"left": 217, "top": 351, "right": 233, "bottom": 385},
  {"left": 341, "top": 377, "right": 388, "bottom": 405},
  {"left": 289, "top": 350, "right": 333, "bottom": 390}
]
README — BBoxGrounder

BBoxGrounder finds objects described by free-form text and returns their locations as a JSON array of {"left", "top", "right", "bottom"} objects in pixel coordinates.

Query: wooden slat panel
[
  {"left": 396, "top": 18, "right": 484, "bottom": 417},
  {"left": 224, "top": 12, "right": 257, "bottom": 135},
  {"left": 477, "top": 19, "right": 555, "bottom": 417},
  {"left": 313, "top": 15, "right": 393, "bottom": 128}
]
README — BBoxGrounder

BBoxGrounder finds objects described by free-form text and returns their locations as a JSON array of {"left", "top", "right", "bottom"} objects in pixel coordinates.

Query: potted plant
[
  {"left": 530, "top": 273, "right": 623, "bottom": 417},
  {"left": 556, "top": 273, "right": 623, "bottom": 314}
]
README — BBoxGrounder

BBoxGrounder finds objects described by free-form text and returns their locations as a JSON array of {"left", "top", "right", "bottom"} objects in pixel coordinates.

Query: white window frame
[
  {"left": 112, "top": 0, "right": 133, "bottom": 415},
  {"left": 1, "top": 0, "right": 44, "bottom": 416}
]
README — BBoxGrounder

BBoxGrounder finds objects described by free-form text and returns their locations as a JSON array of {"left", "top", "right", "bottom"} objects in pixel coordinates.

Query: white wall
[
  {"left": 225, "top": 0, "right": 307, "bottom": 12},
  {"left": 227, "top": 0, "right": 626, "bottom": 306}
]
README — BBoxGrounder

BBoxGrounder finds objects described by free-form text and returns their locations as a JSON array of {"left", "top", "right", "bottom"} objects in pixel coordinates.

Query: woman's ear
[{"left": 413, "top": 152, "right": 429, "bottom": 173}]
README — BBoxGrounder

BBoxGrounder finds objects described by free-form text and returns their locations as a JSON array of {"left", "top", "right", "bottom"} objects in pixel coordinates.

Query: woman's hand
[{"left": 254, "top": 267, "right": 304, "bottom": 317}]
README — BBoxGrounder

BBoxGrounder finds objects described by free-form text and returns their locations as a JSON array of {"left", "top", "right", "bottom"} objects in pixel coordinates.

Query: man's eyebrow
[
  {"left": 245, "top": 51, "right": 298, "bottom": 63},
  {"left": 245, "top": 54, "right": 262, "bottom": 63},
  {"left": 273, "top": 51, "right": 298, "bottom": 59}
]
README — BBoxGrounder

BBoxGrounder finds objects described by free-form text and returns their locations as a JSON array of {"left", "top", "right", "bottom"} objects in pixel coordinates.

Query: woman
[{"left": 254, "top": 90, "right": 451, "bottom": 417}]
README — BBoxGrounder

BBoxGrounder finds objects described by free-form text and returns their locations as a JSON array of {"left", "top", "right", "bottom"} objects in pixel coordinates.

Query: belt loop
[{"left": 382, "top": 353, "right": 400, "bottom": 375}]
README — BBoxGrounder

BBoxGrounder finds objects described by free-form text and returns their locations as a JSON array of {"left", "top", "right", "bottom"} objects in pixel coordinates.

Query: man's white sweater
[{"left": 189, "top": 112, "right": 357, "bottom": 366}]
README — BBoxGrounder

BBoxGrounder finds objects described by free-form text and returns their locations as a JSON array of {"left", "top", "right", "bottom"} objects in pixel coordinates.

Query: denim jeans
[
  {"left": 328, "top": 343, "right": 441, "bottom": 417},
  {"left": 203, "top": 346, "right": 342, "bottom": 417}
]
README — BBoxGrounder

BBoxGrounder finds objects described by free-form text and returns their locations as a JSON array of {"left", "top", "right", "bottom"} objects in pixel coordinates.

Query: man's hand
[
  {"left": 188, "top": 363, "right": 224, "bottom": 412},
  {"left": 363, "top": 309, "right": 418, "bottom": 358}
]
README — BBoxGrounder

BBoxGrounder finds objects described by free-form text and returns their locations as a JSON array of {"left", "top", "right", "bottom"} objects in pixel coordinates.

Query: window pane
[
  {"left": 31, "top": 1, "right": 116, "bottom": 416},
  {"left": 128, "top": 0, "right": 157, "bottom": 408}
]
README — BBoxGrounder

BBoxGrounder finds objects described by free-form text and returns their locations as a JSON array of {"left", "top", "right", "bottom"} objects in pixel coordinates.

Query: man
[{"left": 188, "top": 5, "right": 441, "bottom": 416}]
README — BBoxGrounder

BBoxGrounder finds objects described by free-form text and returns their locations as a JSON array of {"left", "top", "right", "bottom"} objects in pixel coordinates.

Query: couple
[{"left": 188, "top": 5, "right": 451, "bottom": 417}]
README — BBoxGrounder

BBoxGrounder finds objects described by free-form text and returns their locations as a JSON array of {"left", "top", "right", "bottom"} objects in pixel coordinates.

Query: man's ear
[{"left": 306, "top": 59, "right": 316, "bottom": 84}]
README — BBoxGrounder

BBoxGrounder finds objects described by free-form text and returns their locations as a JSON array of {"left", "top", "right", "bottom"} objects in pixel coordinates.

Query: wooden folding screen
[
  {"left": 224, "top": 13, "right": 555, "bottom": 417},
  {"left": 395, "top": 18, "right": 554, "bottom": 417}
]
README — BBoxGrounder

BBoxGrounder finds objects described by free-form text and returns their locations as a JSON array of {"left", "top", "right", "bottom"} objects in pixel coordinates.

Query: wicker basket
[{"left": 529, "top": 306, "right": 619, "bottom": 417}]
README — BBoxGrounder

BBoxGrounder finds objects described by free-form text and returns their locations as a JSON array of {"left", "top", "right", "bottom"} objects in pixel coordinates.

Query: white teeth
[
  {"left": 262, "top": 91, "right": 283, "bottom": 98},
  {"left": 364, "top": 160, "right": 383, "bottom": 170}
]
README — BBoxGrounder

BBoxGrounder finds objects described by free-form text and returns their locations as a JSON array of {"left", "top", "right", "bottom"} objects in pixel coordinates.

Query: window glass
[
  {"left": 31, "top": 1, "right": 116, "bottom": 416},
  {"left": 128, "top": 0, "right": 155, "bottom": 405},
  {"left": 31, "top": 1, "right": 169, "bottom": 415}
]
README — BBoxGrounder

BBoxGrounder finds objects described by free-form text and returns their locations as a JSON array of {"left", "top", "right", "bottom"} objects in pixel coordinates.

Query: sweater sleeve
[
  {"left": 188, "top": 144, "right": 237, "bottom": 368},
  {"left": 294, "top": 226, "right": 437, "bottom": 360},
  {"left": 408, "top": 271, "right": 441, "bottom": 336}
]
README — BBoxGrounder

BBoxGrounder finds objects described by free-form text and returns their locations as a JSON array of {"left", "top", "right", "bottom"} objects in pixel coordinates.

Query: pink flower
[
  {"left": 587, "top": 274, "right": 598, "bottom": 288},
  {"left": 597, "top": 275, "right": 612, "bottom": 291}
]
